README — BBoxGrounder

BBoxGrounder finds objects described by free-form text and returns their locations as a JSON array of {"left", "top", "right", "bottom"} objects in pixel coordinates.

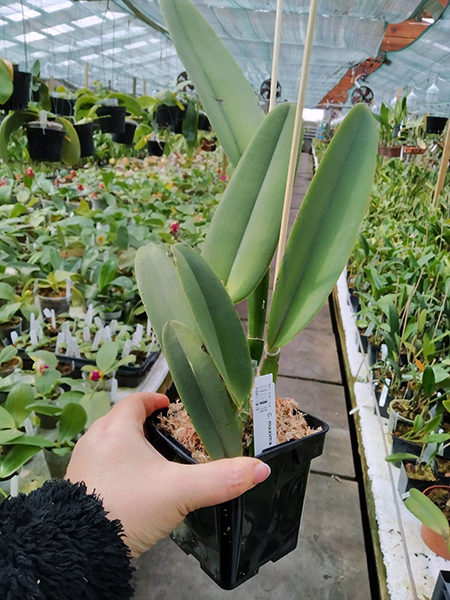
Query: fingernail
[{"left": 254, "top": 462, "right": 271, "bottom": 484}]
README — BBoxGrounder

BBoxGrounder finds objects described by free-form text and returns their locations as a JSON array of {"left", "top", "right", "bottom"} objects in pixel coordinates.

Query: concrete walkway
[{"left": 133, "top": 154, "right": 371, "bottom": 599}]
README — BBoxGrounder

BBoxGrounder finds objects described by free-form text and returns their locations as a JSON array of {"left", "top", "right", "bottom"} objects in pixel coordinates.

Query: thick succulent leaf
[
  {"left": 135, "top": 243, "right": 199, "bottom": 344},
  {"left": 162, "top": 320, "right": 243, "bottom": 460},
  {"left": 173, "top": 244, "right": 252, "bottom": 411},
  {"left": 0, "top": 59, "right": 13, "bottom": 104},
  {"left": 56, "top": 116, "right": 81, "bottom": 166},
  {"left": 0, "top": 445, "right": 41, "bottom": 480},
  {"left": 0, "top": 110, "right": 37, "bottom": 163},
  {"left": 202, "top": 103, "right": 299, "bottom": 303},
  {"left": 405, "top": 488, "right": 450, "bottom": 538},
  {"left": 267, "top": 104, "right": 378, "bottom": 350},
  {"left": 160, "top": 0, "right": 263, "bottom": 166}
]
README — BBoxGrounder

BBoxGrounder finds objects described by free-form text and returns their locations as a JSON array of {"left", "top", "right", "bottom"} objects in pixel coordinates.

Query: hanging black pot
[
  {"left": 0, "top": 68, "right": 31, "bottom": 112},
  {"left": 50, "top": 96, "right": 75, "bottom": 117},
  {"left": 432, "top": 571, "right": 450, "bottom": 600},
  {"left": 74, "top": 122, "right": 95, "bottom": 158},
  {"left": 26, "top": 122, "right": 65, "bottom": 162},
  {"left": 198, "top": 111, "right": 211, "bottom": 131},
  {"left": 147, "top": 140, "right": 165, "bottom": 156},
  {"left": 155, "top": 104, "right": 185, "bottom": 131},
  {"left": 112, "top": 120, "right": 137, "bottom": 145},
  {"left": 426, "top": 116, "right": 448, "bottom": 135},
  {"left": 145, "top": 408, "right": 328, "bottom": 590},
  {"left": 96, "top": 105, "right": 126, "bottom": 133}
]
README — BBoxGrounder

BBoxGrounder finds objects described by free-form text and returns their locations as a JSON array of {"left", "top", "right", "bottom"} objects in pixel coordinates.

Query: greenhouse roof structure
[{"left": 0, "top": 0, "right": 449, "bottom": 111}]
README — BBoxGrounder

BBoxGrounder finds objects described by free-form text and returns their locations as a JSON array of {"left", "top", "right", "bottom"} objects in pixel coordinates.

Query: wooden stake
[
  {"left": 48, "top": 76, "right": 55, "bottom": 92},
  {"left": 433, "top": 122, "right": 450, "bottom": 205},
  {"left": 269, "top": 0, "right": 284, "bottom": 113},
  {"left": 132, "top": 76, "right": 137, "bottom": 96},
  {"left": 274, "top": 0, "right": 319, "bottom": 283},
  {"left": 84, "top": 62, "right": 89, "bottom": 89},
  {"left": 143, "top": 79, "right": 147, "bottom": 95}
]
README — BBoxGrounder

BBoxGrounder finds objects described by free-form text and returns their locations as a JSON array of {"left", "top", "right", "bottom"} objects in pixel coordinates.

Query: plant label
[
  {"left": 251, "top": 374, "right": 278, "bottom": 456},
  {"left": 381, "top": 344, "right": 388, "bottom": 361},
  {"left": 30, "top": 330, "right": 38, "bottom": 346},
  {"left": 10, "top": 331, "right": 18, "bottom": 345},
  {"left": 365, "top": 322, "right": 375, "bottom": 337},
  {"left": 379, "top": 378, "right": 391, "bottom": 407},
  {"left": 94, "top": 317, "right": 103, "bottom": 330},
  {"left": 85, "top": 305, "right": 94, "bottom": 328},
  {"left": 83, "top": 327, "right": 91, "bottom": 344}
]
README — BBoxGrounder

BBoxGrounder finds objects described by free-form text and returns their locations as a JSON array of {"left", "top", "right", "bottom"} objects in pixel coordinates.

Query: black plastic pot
[
  {"left": 0, "top": 317, "right": 22, "bottom": 345},
  {"left": 51, "top": 96, "right": 75, "bottom": 117},
  {"left": 37, "top": 413, "right": 58, "bottom": 430},
  {"left": 435, "top": 456, "right": 450, "bottom": 485},
  {"left": 0, "top": 69, "right": 31, "bottom": 112},
  {"left": 426, "top": 117, "right": 448, "bottom": 135},
  {"left": 74, "top": 122, "right": 95, "bottom": 158},
  {"left": 359, "top": 332, "right": 368, "bottom": 354},
  {"left": 398, "top": 460, "right": 437, "bottom": 497},
  {"left": 432, "top": 571, "right": 450, "bottom": 600},
  {"left": 198, "top": 112, "right": 211, "bottom": 131},
  {"left": 96, "top": 106, "right": 126, "bottom": 133},
  {"left": 390, "top": 436, "right": 422, "bottom": 467},
  {"left": 147, "top": 140, "right": 165, "bottom": 157},
  {"left": 145, "top": 408, "right": 328, "bottom": 590},
  {"left": 26, "top": 124, "right": 65, "bottom": 162},
  {"left": 348, "top": 290, "right": 361, "bottom": 313},
  {"left": 368, "top": 343, "right": 380, "bottom": 367},
  {"left": 155, "top": 104, "right": 184, "bottom": 132},
  {"left": 112, "top": 120, "right": 137, "bottom": 145}
]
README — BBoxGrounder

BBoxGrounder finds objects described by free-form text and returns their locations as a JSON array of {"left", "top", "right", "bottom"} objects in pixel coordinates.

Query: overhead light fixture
[
  {"left": 407, "top": 89, "right": 417, "bottom": 110},
  {"left": 72, "top": 15, "right": 103, "bottom": 28},
  {"left": 0, "top": 3, "right": 40, "bottom": 21},
  {"left": 43, "top": 24, "right": 74, "bottom": 36},
  {"left": 124, "top": 41, "right": 147, "bottom": 50},
  {"left": 15, "top": 31, "right": 46, "bottom": 42},
  {"left": 426, "top": 81, "right": 440, "bottom": 105}
]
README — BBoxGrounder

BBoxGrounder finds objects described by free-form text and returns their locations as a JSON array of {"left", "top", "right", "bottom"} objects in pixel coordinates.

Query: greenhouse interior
[{"left": 2, "top": 0, "right": 450, "bottom": 598}]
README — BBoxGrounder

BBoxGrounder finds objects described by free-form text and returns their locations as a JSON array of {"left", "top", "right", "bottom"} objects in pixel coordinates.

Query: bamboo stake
[
  {"left": 274, "top": 0, "right": 319, "bottom": 283},
  {"left": 143, "top": 79, "right": 147, "bottom": 95},
  {"left": 433, "top": 122, "right": 450, "bottom": 205},
  {"left": 48, "top": 76, "right": 55, "bottom": 92},
  {"left": 132, "top": 76, "right": 137, "bottom": 96},
  {"left": 84, "top": 62, "right": 89, "bottom": 89},
  {"left": 269, "top": 0, "right": 284, "bottom": 113}
]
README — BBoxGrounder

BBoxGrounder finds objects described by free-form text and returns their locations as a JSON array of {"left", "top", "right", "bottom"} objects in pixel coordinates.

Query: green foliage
[
  {"left": 405, "top": 488, "right": 450, "bottom": 549},
  {"left": 58, "top": 403, "right": 87, "bottom": 445},
  {"left": 5, "top": 383, "right": 34, "bottom": 428}
]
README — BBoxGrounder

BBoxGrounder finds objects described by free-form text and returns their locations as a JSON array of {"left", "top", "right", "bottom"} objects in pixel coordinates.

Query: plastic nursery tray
[
  {"left": 145, "top": 407, "right": 329, "bottom": 590},
  {"left": 18, "top": 349, "right": 160, "bottom": 388}
]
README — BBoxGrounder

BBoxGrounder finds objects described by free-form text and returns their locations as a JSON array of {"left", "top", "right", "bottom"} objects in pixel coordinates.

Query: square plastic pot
[
  {"left": 96, "top": 106, "right": 126, "bottom": 133},
  {"left": 0, "top": 69, "right": 31, "bottom": 112},
  {"left": 51, "top": 96, "right": 75, "bottom": 117},
  {"left": 390, "top": 436, "right": 422, "bottom": 467},
  {"left": 426, "top": 117, "right": 448, "bottom": 135},
  {"left": 432, "top": 570, "right": 450, "bottom": 600},
  {"left": 112, "top": 120, "right": 137, "bottom": 146},
  {"left": 145, "top": 409, "right": 329, "bottom": 590},
  {"left": 147, "top": 140, "right": 165, "bottom": 156},
  {"left": 398, "top": 460, "right": 437, "bottom": 498}
]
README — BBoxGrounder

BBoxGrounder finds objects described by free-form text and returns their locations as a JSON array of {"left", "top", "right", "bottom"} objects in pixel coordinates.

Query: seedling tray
[
  {"left": 145, "top": 407, "right": 328, "bottom": 590},
  {"left": 18, "top": 349, "right": 160, "bottom": 388}
]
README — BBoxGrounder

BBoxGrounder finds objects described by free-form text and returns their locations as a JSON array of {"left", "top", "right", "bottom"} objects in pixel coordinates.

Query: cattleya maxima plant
[{"left": 136, "top": 0, "right": 378, "bottom": 460}]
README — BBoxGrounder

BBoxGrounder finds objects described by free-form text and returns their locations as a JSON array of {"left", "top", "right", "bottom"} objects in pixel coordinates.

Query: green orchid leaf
[
  {"left": 135, "top": 243, "right": 199, "bottom": 344},
  {"left": 5, "top": 383, "right": 34, "bottom": 428},
  {"left": 58, "top": 403, "right": 87, "bottom": 445},
  {"left": 0, "top": 59, "right": 13, "bottom": 105},
  {"left": 162, "top": 320, "right": 243, "bottom": 459},
  {"left": 55, "top": 117, "right": 81, "bottom": 166},
  {"left": 0, "top": 405, "right": 16, "bottom": 430},
  {"left": 0, "top": 429, "right": 23, "bottom": 445},
  {"left": 25, "top": 401, "right": 62, "bottom": 417},
  {"left": 0, "top": 345, "right": 17, "bottom": 365},
  {"left": 0, "top": 445, "right": 42, "bottom": 479},
  {"left": 0, "top": 110, "right": 37, "bottom": 163},
  {"left": 80, "top": 391, "right": 111, "bottom": 428},
  {"left": 385, "top": 453, "right": 419, "bottom": 463},
  {"left": 405, "top": 488, "right": 450, "bottom": 539},
  {"left": 11, "top": 435, "right": 57, "bottom": 448},
  {"left": 96, "top": 342, "right": 118, "bottom": 375},
  {"left": 202, "top": 103, "right": 300, "bottom": 302},
  {"left": 160, "top": 0, "right": 263, "bottom": 166},
  {"left": 422, "top": 365, "right": 435, "bottom": 398},
  {"left": 267, "top": 104, "right": 378, "bottom": 350},
  {"left": 173, "top": 244, "right": 252, "bottom": 411}
]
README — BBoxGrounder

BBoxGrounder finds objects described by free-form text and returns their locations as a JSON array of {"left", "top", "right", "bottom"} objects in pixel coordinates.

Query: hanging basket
[{"left": 426, "top": 117, "right": 447, "bottom": 135}]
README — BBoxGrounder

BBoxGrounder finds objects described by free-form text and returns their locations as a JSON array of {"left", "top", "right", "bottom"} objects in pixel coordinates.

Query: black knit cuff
[{"left": 0, "top": 479, "right": 134, "bottom": 600}]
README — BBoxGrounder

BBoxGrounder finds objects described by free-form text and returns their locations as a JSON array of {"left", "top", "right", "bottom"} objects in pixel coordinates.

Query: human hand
[{"left": 66, "top": 392, "right": 271, "bottom": 557}]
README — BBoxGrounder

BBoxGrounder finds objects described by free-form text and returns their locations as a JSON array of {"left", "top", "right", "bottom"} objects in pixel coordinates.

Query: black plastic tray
[{"left": 145, "top": 407, "right": 328, "bottom": 590}]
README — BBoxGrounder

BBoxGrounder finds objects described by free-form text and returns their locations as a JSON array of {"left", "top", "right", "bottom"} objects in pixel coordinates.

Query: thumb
[{"left": 174, "top": 458, "right": 271, "bottom": 514}]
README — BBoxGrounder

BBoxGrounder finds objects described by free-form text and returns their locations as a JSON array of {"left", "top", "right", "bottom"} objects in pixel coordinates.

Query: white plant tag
[
  {"left": 110, "top": 320, "right": 118, "bottom": 335},
  {"left": 43, "top": 308, "right": 52, "bottom": 319},
  {"left": 50, "top": 309, "right": 56, "bottom": 329},
  {"left": 83, "top": 327, "right": 91, "bottom": 344},
  {"left": 103, "top": 326, "right": 112, "bottom": 343},
  {"left": 30, "top": 330, "right": 38, "bottom": 346},
  {"left": 122, "top": 339, "right": 132, "bottom": 358},
  {"left": 365, "top": 322, "right": 375, "bottom": 337},
  {"left": 379, "top": 378, "right": 391, "bottom": 407},
  {"left": 10, "top": 331, "right": 18, "bottom": 345},
  {"left": 110, "top": 377, "right": 118, "bottom": 402},
  {"left": 94, "top": 316, "right": 103, "bottom": 330},
  {"left": 251, "top": 374, "right": 277, "bottom": 455},
  {"left": 146, "top": 319, "right": 151, "bottom": 337},
  {"left": 24, "top": 417, "right": 35, "bottom": 436},
  {"left": 66, "top": 278, "right": 71, "bottom": 300},
  {"left": 381, "top": 344, "right": 388, "bottom": 361},
  {"left": 85, "top": 304, "right": 94, "bottom": 328},
  {"left": 10, "top": 474, "right": 19, "bottom": 497},
  {"left": 55, "top": 332, "right": 65, "bottom": 354}
]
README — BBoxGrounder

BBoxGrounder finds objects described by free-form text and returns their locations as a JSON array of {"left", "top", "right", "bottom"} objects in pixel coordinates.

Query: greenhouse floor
[{"left": 133, "top": 155, "right": 373, "bottom": 599}]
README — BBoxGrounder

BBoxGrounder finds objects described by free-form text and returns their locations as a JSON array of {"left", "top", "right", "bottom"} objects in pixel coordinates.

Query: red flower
[
  {"left": 25, "top": 167, "right": 34, "bottom": 178},
  {"left": 0, "top": 179, "right": 6, "bottom": 187},
  {"left": 70, "top": 170, "right": 77, "bottom": 179},
  {"left": 220, "top": 175, "right": 227, "bottom": 181},
  {"left": 88, "top": 369, "right": 102, "bottom": 382},
  {"left": 170, "top": 221, "right": 179, "bottom": 235},
  {"left": 98, "top": 182, "right": 105, "bottom": 189},
  {"left": 78, "top": 184, "right": 84, "bottom": 191},
  {"left": 54, "top": 178, "right": 59, "bottom": 186}
]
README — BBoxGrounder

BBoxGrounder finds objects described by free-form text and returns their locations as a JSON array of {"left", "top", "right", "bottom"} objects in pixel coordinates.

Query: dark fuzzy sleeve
[{"left": 0, "top": 479, "right": 134, "bottom": 600}]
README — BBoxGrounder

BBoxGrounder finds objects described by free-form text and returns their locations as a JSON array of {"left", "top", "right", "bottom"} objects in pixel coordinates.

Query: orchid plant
[{"left": 135, "top": 0, "right": 378, "bottom": 460}]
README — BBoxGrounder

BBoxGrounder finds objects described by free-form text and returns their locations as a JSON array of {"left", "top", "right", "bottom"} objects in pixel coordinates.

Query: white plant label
[
  {"left": 365, "top": 322, "right": 375, "bottom": 337},
  {"left": 381, "top": 344, "right": 388, "bottom": 361},
  {"left": 379, "top": 378, "right": 391, "bottom": 407},
  {"left": 85, "top": 305, "right": 94, "bottom": 328},
  {"left": 10, "top": 331, "right": 18, "bottom": 345},
  {"left": 94, "top": 316, "right": 103, "bottom": 330},
  {"left": 43, "top": 308, "right": 52, "bottom": 319},
  {"left": 251, "top": 374, "right": 278, "bottom": 456},
  {"left": 83, "top": 327, "right": 91, "bottom": 344},
  {"left": 66, "top": 278, "right": 71, "bottom": 300}
]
